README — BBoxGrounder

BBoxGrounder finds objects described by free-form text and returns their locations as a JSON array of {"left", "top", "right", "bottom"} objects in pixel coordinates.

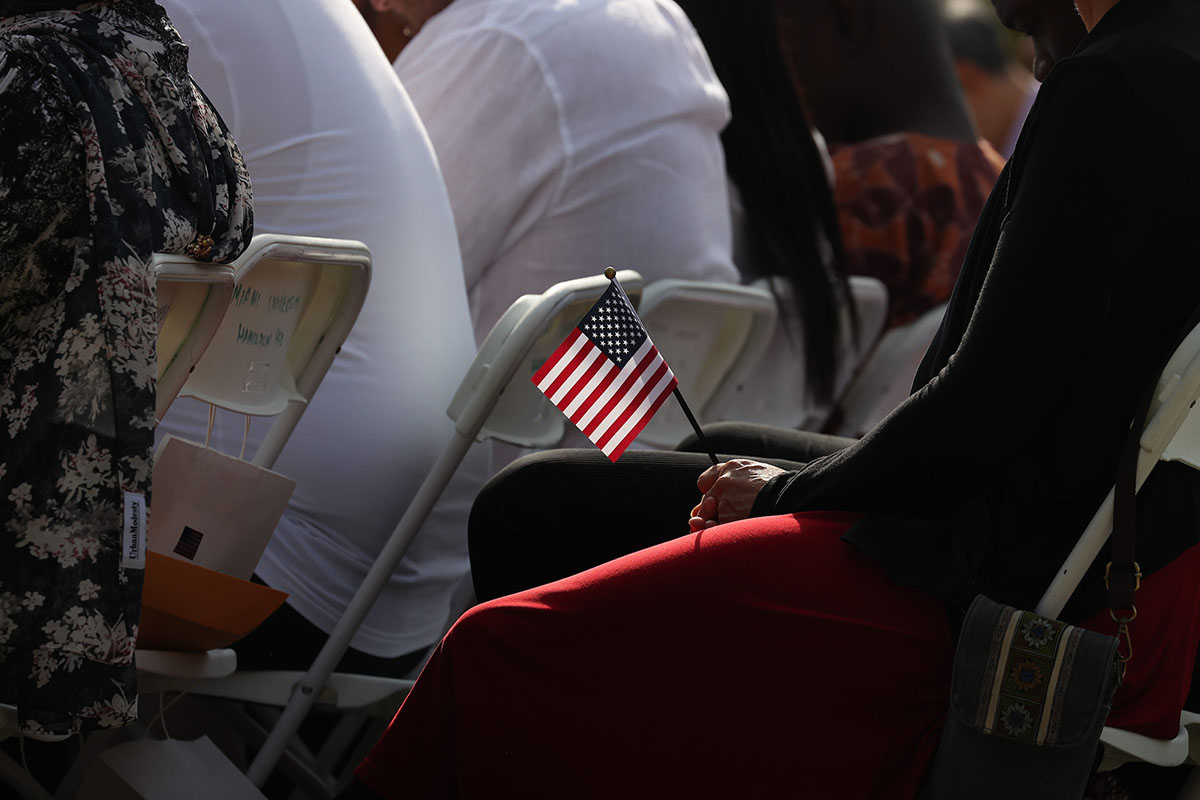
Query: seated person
[
  {"left": 343, "top": 0, "right": 1200, "bottom": 796},
  {"left": 157, "top": 0, "right": 484, "bottom": 677},
  {"left": 0, "top": 0, "right": 252, "bottom": 736},
  {"left": 775, "top": 0, "right": 1007, "bottom": 329},
  {"left": 361, "top": 0, "right": 740, "bottom": 345},
  {"left": 674, "top": 0, "right": 858, "bottom": 408}
]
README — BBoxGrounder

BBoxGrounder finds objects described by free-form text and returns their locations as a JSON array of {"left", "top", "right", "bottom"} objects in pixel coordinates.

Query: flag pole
[
  {"left": 672, "top": 386, "right": 718, "bottom": 465},
  {"left": 605, "top": 267, "right": 719, "bottom": 465}
]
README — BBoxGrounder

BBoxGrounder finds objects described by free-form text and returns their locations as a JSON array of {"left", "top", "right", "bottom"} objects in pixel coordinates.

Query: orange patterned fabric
[{"left": 831, "top": 132, "right": 1005, "bottom": 329}]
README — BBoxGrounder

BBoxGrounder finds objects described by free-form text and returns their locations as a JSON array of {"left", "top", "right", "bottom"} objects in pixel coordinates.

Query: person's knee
[
  {"left": 468, "top": 449, "right": 598, "bottom": 598},
  {"left": 443, "top": 596, "right": 517, "bottom": 647},
  {"left": 471, "top": 450, "right": 561, "bottom": 546},
  {"left": 473, "top": 449, "right": 597, "bottom": 516}
]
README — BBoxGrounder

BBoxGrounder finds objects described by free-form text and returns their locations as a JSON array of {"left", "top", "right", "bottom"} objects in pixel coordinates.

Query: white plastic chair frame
[
  {"left": 833, "top": 300, "right": 946, "bottom": 438},
  {"left": 172, "top": 233, "right": 372, "bottom": 468},
  {"left": 460, "top": 274, "right": 642, "bottom": 448},
  {"left": 1035, "top": 318, "right": 1200, "bottom": 787},
  {"left": 707, "top": 275, "right": 888, "bottom": 431},
  {"left": 138, "top": 234, "right": 371, "bottom": 693},
  {"left": 210, "top": 270, "right": 644, "bottom": 787},
  {"left": 635, "top": 279, "right": 777, "bottom": 449},
  {"left": 154, "top": 257, "right": 236, "bottom": 421}
]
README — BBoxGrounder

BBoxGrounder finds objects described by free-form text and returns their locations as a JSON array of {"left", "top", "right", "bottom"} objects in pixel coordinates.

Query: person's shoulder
[
  {"left": 1026, "top": 48, "right": 1138, "bottom": 135},
  {"left": 442, "top": 0, "right": 700, "bottom": 58},
  {"left": 1034, "top": 8, "right": 1200, "bottom": 150},
  {"left": 1055, "top": 6, "right": 1200, "bottom": 98},
  {"left": 0, "top": 42, "right": 84, "bottom": 231},
  {"left": 0, "top": 43, "right": 72, "bottom": 125}
]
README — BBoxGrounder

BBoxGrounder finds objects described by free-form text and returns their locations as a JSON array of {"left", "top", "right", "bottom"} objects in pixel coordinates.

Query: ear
[{"left": 828, "top": 0, "right": 871, "bottom": 50}]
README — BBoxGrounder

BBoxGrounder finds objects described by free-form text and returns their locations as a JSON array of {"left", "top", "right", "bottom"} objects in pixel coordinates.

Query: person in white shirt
[
  {"left": 157, "top": 0, "right": 486, "bottom": 674},
  {"left": 362, "top": 0, "right": 740, "bottom": 345}
]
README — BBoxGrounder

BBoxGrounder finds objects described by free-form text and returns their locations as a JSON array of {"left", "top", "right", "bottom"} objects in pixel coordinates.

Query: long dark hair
[{"left": 675, "top": 0, "right": 855, "bottom": 404}]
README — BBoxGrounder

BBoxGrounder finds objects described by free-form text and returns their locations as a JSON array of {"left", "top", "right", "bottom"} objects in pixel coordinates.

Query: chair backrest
[
  {"left": 832, "top": 299, "right": 946, "bottom": 438},
  {"left": 172, "top": 234, "right": 371, "bottom": 468},
  {"left": 447, "top": 270, "right": 643, "bottom": 448},
  {"left": 1037, "top": 318, "right": 1200, "bottom": 618},
  {"left": 231, "top": 270, "right": 646, "bottom": 786},
  {"left": 633, "top": 279, "right": 777, "bottom": 448},
  {"left": 155, "top": 257, "right": 235, "bottom": 421},
  {"left": 709, "top": 275, "right": 888, "bottom": 431}
]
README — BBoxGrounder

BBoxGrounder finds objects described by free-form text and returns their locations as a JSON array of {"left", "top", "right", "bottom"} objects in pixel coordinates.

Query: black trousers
[
  {"left": 468, "top": 423, "right": 854, "bottom": 601},
  {"left": 237, "top": 575, "right": 427, "bottom": 678}
]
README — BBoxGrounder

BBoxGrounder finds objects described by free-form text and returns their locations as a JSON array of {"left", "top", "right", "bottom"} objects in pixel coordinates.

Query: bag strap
[
  {"left": 1109, "top": 381, "right": 1151, "bottom": 612},
  {"left": 1109, "top": 302, "right": 1200, "bottom": 657}
]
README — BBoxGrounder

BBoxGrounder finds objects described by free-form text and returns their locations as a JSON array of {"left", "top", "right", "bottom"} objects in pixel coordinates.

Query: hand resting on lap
[{"left": 689, "top": 459, "right": 786, "bottom": 531}]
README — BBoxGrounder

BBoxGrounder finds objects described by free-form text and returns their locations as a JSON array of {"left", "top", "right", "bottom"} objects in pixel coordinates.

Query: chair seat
[
  {"left": 136, "top": 648, "right": 238, "bottom": 695},
  {"left": 1099, "top": 719, "right": 1191, "bottom": 770},
  {"left": 1184, "top": 710, "right": 1200, "bottom": 765},
  {"left": 185, "top": 671, "right": 413, "bottom": 717}
]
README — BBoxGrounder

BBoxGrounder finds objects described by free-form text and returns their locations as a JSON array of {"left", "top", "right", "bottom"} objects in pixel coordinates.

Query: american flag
[{"left": 532, "top": 277, "right": 677, "bottom": 461}]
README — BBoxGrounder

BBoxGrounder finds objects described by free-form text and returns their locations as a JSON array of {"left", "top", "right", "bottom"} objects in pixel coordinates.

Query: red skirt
[{"left": 357, "top": 512, "right": 1200, "bottom": 799}]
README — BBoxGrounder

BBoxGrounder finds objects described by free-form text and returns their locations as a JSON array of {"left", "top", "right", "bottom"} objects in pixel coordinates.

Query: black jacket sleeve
[{"left": 752, "top": 57, "right": 1160, "bottom": 518}]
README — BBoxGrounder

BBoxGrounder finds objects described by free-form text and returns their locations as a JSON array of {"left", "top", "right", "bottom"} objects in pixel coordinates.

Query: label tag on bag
[{"left": 121, "top": 491, "right": 147, "bottom": 569}]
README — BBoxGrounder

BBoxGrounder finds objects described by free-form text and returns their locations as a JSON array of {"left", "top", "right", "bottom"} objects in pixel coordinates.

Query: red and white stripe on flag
[{"left": 531, "top": 289, "right": 678, "bottom": 461}]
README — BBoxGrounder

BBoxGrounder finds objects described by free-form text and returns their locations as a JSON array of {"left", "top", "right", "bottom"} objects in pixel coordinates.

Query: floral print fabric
[
  {"left": 831, "top": 132, "right": 1005, "bottom": 329},
  {"left": 0, "top": 0, "right": 252, "bottom": 735}
]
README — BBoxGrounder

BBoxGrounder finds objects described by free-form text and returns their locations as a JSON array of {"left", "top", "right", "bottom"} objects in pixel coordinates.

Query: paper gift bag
[
  {"left": 77, "top": 736, "right": 267, "bottom": 800},
  {"left": 149, "top": 434, "right": 295, "bottom": 579},
  {"left": 139, "top": 435, "right": 293, "bottom": 651}
]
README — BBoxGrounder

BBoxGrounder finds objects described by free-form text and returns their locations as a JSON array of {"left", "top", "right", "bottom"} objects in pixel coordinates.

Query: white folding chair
[
  {"left": 154, "top": 256, "right": 236, "bottom": 421},
  {"left": 173, "top": 233, "right": 372, "bottom": 466},
  {"left": 1034, "top": 317, "right": 1200, "bottom": 793},
  {"left": 635, "top": 279, "right": 777, "bottom": 449},
  {"left": 159, "top": 270, "right": 644, "bottom": 793},
  {"left": 708, "top": 275, "right": 888, "bottom": 431},
  {"left": 832, "top": 300, "right": 946, "bottom": 438},
  {"left": 137, "top": 233, "right": 371, "bottom": 693}
]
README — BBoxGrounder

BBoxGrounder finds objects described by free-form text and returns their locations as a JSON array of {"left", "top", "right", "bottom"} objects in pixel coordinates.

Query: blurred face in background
[{"left": 990, "top": 0, "right": 1087, "bottom": 80}]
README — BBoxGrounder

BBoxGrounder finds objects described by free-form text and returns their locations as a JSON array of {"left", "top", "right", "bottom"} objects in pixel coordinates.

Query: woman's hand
[{"left": 688, "top": 459, "right": 786, "bottom": 532}]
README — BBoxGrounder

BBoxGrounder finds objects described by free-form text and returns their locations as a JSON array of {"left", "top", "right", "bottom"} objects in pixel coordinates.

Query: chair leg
[
  {"left": 205, "top": 699, "right": 336, "bottom": 799},
  {"left": 314, "top": 714, "right": 367, "bottom": 775},
  {"left": 333, "top": 716, "right": 391, "bottom": 793}
]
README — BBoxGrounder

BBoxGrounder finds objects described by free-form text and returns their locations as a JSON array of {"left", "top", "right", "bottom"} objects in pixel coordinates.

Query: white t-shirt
[
  {"left": 396, "top": 0, "right": 740, "bottom": 345},
  {"left": 157, "top": 0, "right": 486, "bottom": 657}
]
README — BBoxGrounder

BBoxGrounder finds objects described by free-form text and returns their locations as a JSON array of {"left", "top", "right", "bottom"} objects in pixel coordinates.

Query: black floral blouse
[{"left": 0, "top": 0, "right": 252, "bottom": 735}]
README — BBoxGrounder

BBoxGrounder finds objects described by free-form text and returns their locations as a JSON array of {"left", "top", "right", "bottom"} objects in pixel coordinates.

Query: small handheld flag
[
  {"left": 532, "top": 271, "right": 675, "bottom": 461},
  {"left": 532, "top": 270, "right": 709, "bottom": 462}
]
